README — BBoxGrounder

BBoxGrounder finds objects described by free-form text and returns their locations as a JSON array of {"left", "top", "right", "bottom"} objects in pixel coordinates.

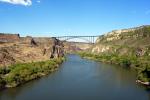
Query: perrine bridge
[{"left": 53, "top": 36, "right": 100, "bottom": 44}]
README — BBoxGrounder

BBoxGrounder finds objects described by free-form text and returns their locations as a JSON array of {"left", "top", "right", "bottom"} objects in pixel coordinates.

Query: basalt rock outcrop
[
  {"left": 0, "top": 34, "right": 64, "bottom": 67},
  {"left": 50, "top": 38, "right": 64, "bottom": 58}
]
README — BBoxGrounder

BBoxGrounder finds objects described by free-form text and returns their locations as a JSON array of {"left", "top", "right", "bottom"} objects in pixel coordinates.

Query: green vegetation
[
  {"left": 0, "top": 57, "right": 65, "bottom": 89},
  {"left": 135, "top": 26, "right": 150, "bottom": 37},
  {"left": 138, "top": 67, "right": 150, "bottom": 82},
  {"left": 78, "top": 52, "right": 150, "bottom": 84},
  {"left": 0, "top": 77, "right": 5, "bottom": 89}
]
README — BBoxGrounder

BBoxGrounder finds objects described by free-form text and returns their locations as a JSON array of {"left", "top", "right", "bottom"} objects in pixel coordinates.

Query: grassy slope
[{"left": 0, "top": 57, "right": 65, "bottom": 89}]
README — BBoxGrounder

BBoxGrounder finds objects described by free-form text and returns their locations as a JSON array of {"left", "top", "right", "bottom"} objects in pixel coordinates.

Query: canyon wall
[
  {"left": 63, "top": 42, "right": 92, "bottom": 53},
  {"left": 0, "top": 34, "right": 64, "bottom": 67},
  {"left": 91, "top": 25, "right": 150, "bottom": 56}
]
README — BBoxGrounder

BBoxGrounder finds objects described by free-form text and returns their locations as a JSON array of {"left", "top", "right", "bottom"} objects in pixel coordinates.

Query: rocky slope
[
  {"left": 0, "top": 34, "right": 64, "bottom": 67},
  {"left": 63, "top": 41, "right": 92, "bottom": 53},
  {"left": 92, "top": 25, "right": 150, "bottom": 56}
]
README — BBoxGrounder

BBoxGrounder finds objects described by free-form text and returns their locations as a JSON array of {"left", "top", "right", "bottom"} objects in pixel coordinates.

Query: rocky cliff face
[
  {"left": 50, "top": 38, "right": 64, "bottom": 58},
  {"left": 91, "top": 25, "right": 150, "bottom": 56},
  {"left": 0, "top": 35, "right": 64, "bottom": 67},
  {"left": 63, "top": 42, "right": 92, "bottom": 53}
]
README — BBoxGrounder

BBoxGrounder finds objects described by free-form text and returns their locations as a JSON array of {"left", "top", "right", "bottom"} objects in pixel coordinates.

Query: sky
[{"left": 0, "top": 0, "right": 150, "bottom": 37}]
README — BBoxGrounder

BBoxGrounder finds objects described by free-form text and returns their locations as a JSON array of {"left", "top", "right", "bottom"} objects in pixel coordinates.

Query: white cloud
[{"left": 0, "top": 0, "right": 32, "bottom": 6}]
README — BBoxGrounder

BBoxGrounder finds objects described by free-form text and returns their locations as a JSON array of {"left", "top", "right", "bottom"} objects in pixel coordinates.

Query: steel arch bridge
[{"left": 54, "top": 36, "right": 99, "bottom": 43}]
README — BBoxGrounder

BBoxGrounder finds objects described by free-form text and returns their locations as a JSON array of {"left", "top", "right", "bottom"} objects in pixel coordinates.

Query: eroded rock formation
[
  {"left": 0, "top": 34, "right": 64, "bottom": 67},
  {"left": 91, "top": 25, "right": 150, "bottom": 56}
]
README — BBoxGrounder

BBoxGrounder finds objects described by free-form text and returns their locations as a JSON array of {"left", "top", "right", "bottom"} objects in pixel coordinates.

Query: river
[{"left": 0, "top": 54, "right": 150, "bottom": 100}]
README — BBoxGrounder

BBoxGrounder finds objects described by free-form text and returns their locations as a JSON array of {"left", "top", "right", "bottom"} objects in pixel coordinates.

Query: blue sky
[{"left": 0, "top": 0, "right": 150, "bottom": 37}]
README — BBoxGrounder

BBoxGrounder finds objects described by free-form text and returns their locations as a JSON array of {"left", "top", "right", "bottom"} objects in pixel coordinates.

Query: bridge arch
[
  {"left": 55, "top": 36, "right": 99, "bottom": 44},
  {"left": 62, "top": 37, "right": 93, "bottom": 43}
]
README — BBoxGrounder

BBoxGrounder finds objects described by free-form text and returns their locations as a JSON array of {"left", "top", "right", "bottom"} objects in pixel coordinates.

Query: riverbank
[
  {"left": 0, "top": 57, "right": 65, "bottom": 90},
  {"left": 78, "top": 52, "right": 150, "bottom": 86}
]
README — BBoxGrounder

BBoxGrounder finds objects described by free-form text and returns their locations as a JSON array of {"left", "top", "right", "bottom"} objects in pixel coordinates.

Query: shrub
[
  {"left": 3, "top": 57, "right": 64, "bottom": 87},
  {"left": 0, "top": 76, "right": 6, "bottom": 88}
]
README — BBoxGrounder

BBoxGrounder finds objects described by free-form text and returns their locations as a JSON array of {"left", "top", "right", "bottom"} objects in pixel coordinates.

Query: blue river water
[{"left": 0, "top": 54, "right": 150, "bottom": 100}]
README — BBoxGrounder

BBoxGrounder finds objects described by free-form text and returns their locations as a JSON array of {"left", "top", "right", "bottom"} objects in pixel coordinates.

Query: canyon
[
  {"left": 0, "top": 25, "right": 150, "bottom": 90},
  {"left": 0, "top": 33, "right": 92, "bottom": 89}
]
